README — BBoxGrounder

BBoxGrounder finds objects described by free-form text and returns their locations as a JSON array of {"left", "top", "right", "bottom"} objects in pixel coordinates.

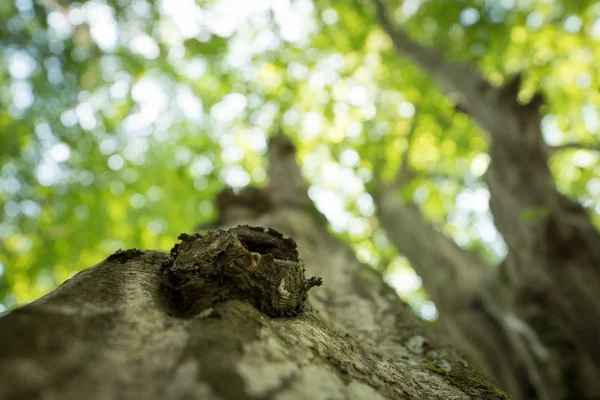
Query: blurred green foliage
[{"left": 1, "top": 0, "right": 599, "bottom": 318}]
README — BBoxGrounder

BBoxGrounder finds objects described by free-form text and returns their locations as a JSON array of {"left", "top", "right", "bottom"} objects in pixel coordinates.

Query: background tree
[{"left": 1, "top": 0, "right": 600, "bottom": 399}]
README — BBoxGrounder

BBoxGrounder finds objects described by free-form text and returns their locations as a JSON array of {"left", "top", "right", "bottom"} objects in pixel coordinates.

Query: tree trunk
[
  {"left": 371, "top": 2, "right": 600, "bottom": 399},
  {"left": 0, "top": 136, "right": 508, "bottom": 400}
]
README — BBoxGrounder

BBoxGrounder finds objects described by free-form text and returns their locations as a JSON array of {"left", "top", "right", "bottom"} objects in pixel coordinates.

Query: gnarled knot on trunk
[{"left": 162, "top": 225, "right": 322, "bottom": 318}]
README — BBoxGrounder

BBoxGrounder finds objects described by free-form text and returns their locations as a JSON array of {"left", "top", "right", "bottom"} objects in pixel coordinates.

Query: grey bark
[
  {"left": 0, "top": 136, "right": 508, "bottom": 400},
  {"left": 371, "top": 2, "right": 600, "bottom": 399}
]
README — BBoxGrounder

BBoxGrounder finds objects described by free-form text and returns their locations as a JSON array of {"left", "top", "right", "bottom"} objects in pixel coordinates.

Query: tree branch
[
  {"left": 376, "top": 105, "right": 488, "bottom": 301},
  {"left": 371, "top": 0, "right": 545, "bottom": 141},
  {"left": 371, "top": 0, "right": 554, "bottom": 253},
  {"left": 373, "top": 185, "right": 490, "bottom": 306},
  {"left": 372, "top": 0, "right": 485, "bottom": 117}
]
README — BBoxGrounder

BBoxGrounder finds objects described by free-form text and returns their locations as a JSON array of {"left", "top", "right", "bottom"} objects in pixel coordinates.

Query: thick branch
[
  {"left": 374, "top": 106, "right": 487, "bottom": 305},
  {"left": 374, "top": 169, "right": 600, "bottom": 400},
  {"left": 371, "top": 0, "right": 556, "bottom": 254},
  {"left": 374, "top": 185, "right": 487, "bottom": 303},
  {"left": 372, "top": 0, "right": 483, "bottom": 116}
]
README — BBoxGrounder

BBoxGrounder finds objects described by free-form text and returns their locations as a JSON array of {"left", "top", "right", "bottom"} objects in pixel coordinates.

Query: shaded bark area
[
  {"left": 371, "top": 2, "right": 600, "bottom": 399},
  {"left": 0, "top": 137, "right": 508, "bottom": 399}
]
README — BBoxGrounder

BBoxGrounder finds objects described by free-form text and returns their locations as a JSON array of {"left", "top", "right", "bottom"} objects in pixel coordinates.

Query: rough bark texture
[
  {"left": 0, "top": 136, "right": 508, "bottom": 400},
  {"left": 371, "top": 2, "right": 600, "bottom": 399}
]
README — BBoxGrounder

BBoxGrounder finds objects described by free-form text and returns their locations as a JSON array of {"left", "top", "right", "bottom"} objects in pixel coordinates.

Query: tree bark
[
  {"left": 0, "top": 136, "right": 508, "bottom": 400},
  {"left": 371, "top": 2, "right": 600, "bottom": 399}
]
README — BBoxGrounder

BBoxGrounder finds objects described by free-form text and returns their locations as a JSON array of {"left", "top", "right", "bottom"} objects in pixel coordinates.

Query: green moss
[
  {"left": 422, "top": 360, "right": 512, "bottom": 400},
  {"left": 422, "top": 359, "right": 451, "bottom": 377},
  {"left": 466, "top": 376, "right": 512, "bottom": 399}
]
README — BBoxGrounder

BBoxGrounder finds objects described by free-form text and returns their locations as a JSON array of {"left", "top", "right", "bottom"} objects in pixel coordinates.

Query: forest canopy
[{"left": 1, "top": 0, "right": 599, "bottom": 319}]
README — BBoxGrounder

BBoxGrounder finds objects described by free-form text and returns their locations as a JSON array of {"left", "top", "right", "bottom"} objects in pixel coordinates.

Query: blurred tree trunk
[
  {"left": 371, "top": 2, "right": 600, "bottom": 399},
  {"left": 0, "top": 137, "right": 508, "bottom": 400}
]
